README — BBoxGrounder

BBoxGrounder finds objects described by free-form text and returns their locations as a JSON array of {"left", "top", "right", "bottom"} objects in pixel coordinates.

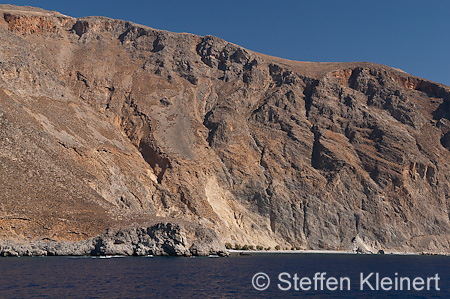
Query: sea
[{"left": 0, "top": 253, "right": 448, "bottom": 298}]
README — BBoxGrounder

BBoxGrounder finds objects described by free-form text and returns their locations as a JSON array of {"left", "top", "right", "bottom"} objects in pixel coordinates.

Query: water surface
[{"left": 0, "top": 254, "right": 448, "bottom": 298}]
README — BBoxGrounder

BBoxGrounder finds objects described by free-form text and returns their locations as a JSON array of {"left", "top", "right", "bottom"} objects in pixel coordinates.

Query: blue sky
[{"left": 3, "top": 0, "right": 450, "bottom": 86}]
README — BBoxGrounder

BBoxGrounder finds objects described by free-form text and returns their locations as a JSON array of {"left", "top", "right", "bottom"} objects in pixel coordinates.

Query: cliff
[{"left": 1, "top": 5, "right": 450, "bottom": 255}]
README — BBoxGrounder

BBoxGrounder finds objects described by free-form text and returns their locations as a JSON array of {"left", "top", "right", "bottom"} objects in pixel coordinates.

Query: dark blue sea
[{"left": 0, "top": 253, "right": 448, "bottom": 298}]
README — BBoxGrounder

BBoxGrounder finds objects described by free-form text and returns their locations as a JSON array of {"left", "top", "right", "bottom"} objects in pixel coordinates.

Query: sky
[{"left": 3, "top": 0, "right": 450, "bottom": 86}]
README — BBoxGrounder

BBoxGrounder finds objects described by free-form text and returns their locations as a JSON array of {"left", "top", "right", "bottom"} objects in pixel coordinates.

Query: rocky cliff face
[{"left": 1, "top": 5, "right": 450, "bottom": 255}]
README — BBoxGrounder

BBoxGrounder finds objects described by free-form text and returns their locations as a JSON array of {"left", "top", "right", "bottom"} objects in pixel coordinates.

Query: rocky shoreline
[
  {"left": 0, "top": 223, "right": 228, "bottom": 257},
  {"left": 228, "top": 249, "right": 450, "bottom": 256}
]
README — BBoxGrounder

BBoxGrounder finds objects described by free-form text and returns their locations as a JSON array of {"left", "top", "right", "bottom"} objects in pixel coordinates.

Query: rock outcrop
[
  {"left": 0, "top": 222, "right": 227, "bottom": 256},
  {"left": 1, "top": 5, "right": 450, "bottom": 255}
]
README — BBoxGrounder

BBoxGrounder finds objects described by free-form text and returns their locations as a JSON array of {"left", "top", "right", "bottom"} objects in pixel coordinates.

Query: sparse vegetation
[{"left": 230, "top": 243, "right": 274, "bottom": 251}]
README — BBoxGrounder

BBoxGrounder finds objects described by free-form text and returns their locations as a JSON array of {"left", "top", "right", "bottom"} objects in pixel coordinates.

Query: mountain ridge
[{"left": 1, "top": 4, "right": 450, "bottom": 255}]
